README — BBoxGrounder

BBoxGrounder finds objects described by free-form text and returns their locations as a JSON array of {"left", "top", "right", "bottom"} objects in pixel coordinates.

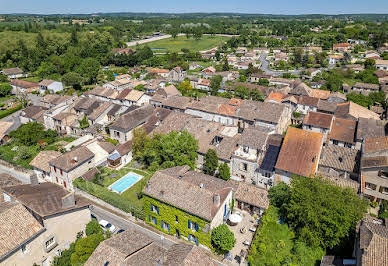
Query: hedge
[
  {"left": 73, "top": 178, "right": 145, "bottom": 220},
  {"left": 0, "top": 104, "right": 22, "bottom": 119}
]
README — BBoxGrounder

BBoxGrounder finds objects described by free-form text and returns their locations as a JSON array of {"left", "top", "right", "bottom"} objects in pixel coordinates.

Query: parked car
[
  {"left": 116, "top": 229, "right": 125, "bottom": 234},
  {"left": 99, "top": 219, "right": 116, "bottom": 233}
]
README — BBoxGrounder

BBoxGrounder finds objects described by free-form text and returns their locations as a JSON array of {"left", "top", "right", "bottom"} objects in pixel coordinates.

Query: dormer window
[
  {"left": 243, "top": 146, "right": 249, "bottom": 153},
  {"left": 211, "top": 136, "right": 223, "bottom": 146}
]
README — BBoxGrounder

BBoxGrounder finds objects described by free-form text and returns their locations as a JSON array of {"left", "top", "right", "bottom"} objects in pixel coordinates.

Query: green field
[{"left": 132, "top": 35, "right": 230, "bottom": 53}]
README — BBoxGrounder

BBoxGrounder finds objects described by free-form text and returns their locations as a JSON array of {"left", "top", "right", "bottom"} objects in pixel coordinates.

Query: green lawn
[
  {"left": 75, "top": 164, "right": 153, "bottom": 215},
  {"left": 131, "top": 35, "right": 230, "bottom": 53}
]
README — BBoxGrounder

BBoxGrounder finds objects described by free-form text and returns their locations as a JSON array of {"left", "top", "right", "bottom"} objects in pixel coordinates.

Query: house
[
  {"left": 0, "top": 121, "right": 14, "bottom": 144},
  {"left": 328, "top": 55, "right": 344, "bottom": 65},
  {"left": 333, "top": 43, "right": 352, "bottom": 52},
  {"left": 189, "top": 62, "right": 201, "bottom": 70},
  {"left": 356, "top": 117, "right": 385, "bottom": 146},
  {"left": 148, "top": 68, "right": 169, "bottom": 78},
  {"left": 317, "top": 100, "right": 338, "bottom": 115},
  {"left": 231, "top": 128, "right": 269, "bottom": 183},
  {"left": 29, "top": 151, "right": 62, "bottom": 181},
  {"left": 265, "top": 92, "right": 286, "bottom": 104},
  {"left": 302, "top": 111, "right": 333, "bottom": 141},
  {"left": 10, "top": 79, "right": 39, "bottom": 94},
  {"left": 233, "top": 182, "right": 269, "bottom": 215},
  {"left": 354, "top": 216, "right": 388, "bottom": 266},
  {"left": 249, "top": 73, "right": 272, "bottom": 83},
  {"left": 297, "top": 95, "right": 320, "bottom": 114},
  {"left": 256, "top": 134, "right": 283, "bottom": 188},
  {"left": 38, "top": 80, "right": 63, "bottom": 94},
  {"left": 361, "top": 136, "right": 388, "bottom": 202},
  {"left": 197, "top": 78, "right": 211, "bottom": 91},
  {"left": 352, "top": 82, "right": 380, "bottom": 96},
  {"left": 103, "top": 79, "right": 132, "bottom": 91},
  {"left": 328, "top": 92, "right": 347, "bottom": 103},
  {"left": 162, "top": 95, "right": 193, "bottom": 112},
  {"left": 20, "top": 105, "right": 48, "bottom": 124},
  {"left": 1, "top": 67, "right": 25, "bottom": 79},
  {"left": 85, "top": 229, "right": 216, "bottom": 266},
  {"left": 109, "top": 105, "right": 155, "bottom": 144},
  {"left": 0, "top": 182, "right": 90, "bottom": 266},
  {"left": 168, "top": 66, "right": 186, "bottom": 82},
  {"left": 343, "top": 83, "right": 351, "bottom": 93},
  {"left": 49, "top": 146, "right": 95, "bottom": 191},
  {"left": 201, "top": 66, "right": 216, "bottom": 78},
  {"left": 335, "top": 101, "right": 380, "bottom": 121},
  {"left": 375, "top": 59, "right": 388, "bottom": 71},
  {"left": 109, "top": 140, "right": 133, "bottom": 168},
  {"left": 112, "top": 47, "right": 135, "bottom": 55},
  {"left": 275, "top": 127, "right": 323, "bottom": 182},
  {"left": 40, "top": 95, "right": 74, "bottom": 109},
  {"left": 143, "top": 166, "right": 233, "bottom": 246},
  {"left": 318, "top": 144, "right": 360, "bottom": 180},
  {"left": 328, "top": 118, "right": 356, "bottom": 149}
]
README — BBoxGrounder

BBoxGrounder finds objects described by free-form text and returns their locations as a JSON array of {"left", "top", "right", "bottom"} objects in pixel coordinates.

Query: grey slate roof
[
  {"left": 49, "top": 146, "right": 94, "bottom": 172},
  {"left": 237, "top": 127, "right": 269, "bottom": 149},
  {"left": 356, "top": 118, "right": 386, "bottom": 141}
]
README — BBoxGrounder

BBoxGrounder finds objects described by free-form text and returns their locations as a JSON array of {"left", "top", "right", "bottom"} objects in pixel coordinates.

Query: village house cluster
[{"left": 1, "top": 38, "right": 388, "bottom": 265}]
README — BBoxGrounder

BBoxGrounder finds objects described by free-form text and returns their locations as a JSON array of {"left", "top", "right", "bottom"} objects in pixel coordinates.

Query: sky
[{"left": 1, "top": 0, "right": 388, "bottom": 15}]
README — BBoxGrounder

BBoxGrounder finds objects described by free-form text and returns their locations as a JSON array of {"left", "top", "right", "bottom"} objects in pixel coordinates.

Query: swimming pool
[{"left": 108, "top": 172, "right": 143, "bottom": 194}]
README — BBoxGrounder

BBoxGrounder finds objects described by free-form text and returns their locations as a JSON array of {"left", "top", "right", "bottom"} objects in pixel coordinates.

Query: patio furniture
[
  {"left": 243, "top": 240, "right": 250, "bottom": 246},
  {"left": 240, "top": 227, "right": 247, "bottom": 234},
  {"left": 229, "top": 213, "right": 243, "bottom": 226},
  {"left": 249, "top": 227, "right": 256, "bottom": 232}
]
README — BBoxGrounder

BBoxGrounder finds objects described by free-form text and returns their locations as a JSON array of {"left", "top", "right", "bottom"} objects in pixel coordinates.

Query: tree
[
  {"left": 9, "top": 122, "right": 57, "bottom": 146},
  {"left": 70, "top": 233, "right": 104, "bottom": 265},
  {"left": 211, "top": 224, "right": 236, "bottom": 252},
  {"left": 132, "top": 127, "right": 149, "bottom": 159},
  {"left": 347, "top": 92, "right": 373, "bottom": 108},
  {"left": 217, "top": 163, "right": 230, "bottom": 181},
  {"left": 76, "top": 58, "right": 100, "bottom": 84},
  {"left": 85, "top": 219, "right": 103, "bottom": 236},
  {"left": 215, "top": 50, "right": 221, "bottom": 61},
  {"left": 0, "top": 73, "right": 9, "bottom": 82},
  {"left": 281, "top": 176, "right": 368, "bottom": 249},
  {"left": 222, "top": 58, "right": 230, "bottom": 71},
  {"left": 62, "top": 72, "right": 83, "bottom": 89},
  {"left": 204, "top": 149, "right": 218, "bottom": 176},
  {"left": 269, "top": 182, "right": 290, "bottom": 218},
  {"left": 137, "top": 131, "right": 198, "bottom": 171},
  {"left": 234, "top": 85, "right": 250, "bottom": 99},
  {"left": 79, "top": 115, "right": 90, "bottom": 129},
  {"left": 364, "top": 58, "right": 376, "bottom": 70},
  {"left": 178, "top": 80, "right": 192, "bottom": 96},
  {"left": 0, "top": 83, "right": 12, "bottom": 97},
  {"left": 210, "top": 75, "right": 222, "bottom": 96}
]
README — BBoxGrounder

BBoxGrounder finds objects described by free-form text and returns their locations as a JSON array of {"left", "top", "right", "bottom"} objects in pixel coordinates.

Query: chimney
[
  {"left": 213, "top": 193, "right": 220, "bottom": 207},
  {"left": 71, "top": 156, "right": 78, "bottom": 163},
  {"left": 62, "top": 193, "right": 75, "bottom": 209},
  {"left": 200, "top": 183, "right": 205, "bottom": 189}
]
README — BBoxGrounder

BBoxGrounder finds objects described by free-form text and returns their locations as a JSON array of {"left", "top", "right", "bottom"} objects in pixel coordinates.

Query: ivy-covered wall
[{"left": 143, "top": 195, "right": 212, "bottom": 247}]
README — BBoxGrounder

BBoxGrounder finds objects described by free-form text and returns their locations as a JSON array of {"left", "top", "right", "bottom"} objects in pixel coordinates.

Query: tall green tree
[
  {"left": 70, "top": 233, "right": 104, "bottom": 265},
  {"left": 204, "top": 149, "right": 218, "bottom": 176},
  {"left": 279, "top": 176, "right": 368, "bottom": 249},
  {"left": 217, "top": 163, "right": 230, "bottom": 181}
]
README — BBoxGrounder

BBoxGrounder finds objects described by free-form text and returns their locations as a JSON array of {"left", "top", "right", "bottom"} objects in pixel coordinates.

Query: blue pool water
[{"left": 109, "top": 172, "right": 143, "bottom": 194}]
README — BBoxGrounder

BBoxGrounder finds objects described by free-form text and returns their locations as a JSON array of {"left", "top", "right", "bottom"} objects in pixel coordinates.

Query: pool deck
[{"left": 108, "top": 172, "right": 143, "bottom": 194}]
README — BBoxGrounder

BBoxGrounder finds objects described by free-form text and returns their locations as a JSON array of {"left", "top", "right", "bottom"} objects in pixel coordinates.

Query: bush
[
  {"left": 85, "top": 219, "right": 103, "bottom": 236},
  {"left": 0, "top": 104, "right": 22, "bottom": 119},
  {"left": 211, "top": 224, "right": 236, "bottom": 252}
]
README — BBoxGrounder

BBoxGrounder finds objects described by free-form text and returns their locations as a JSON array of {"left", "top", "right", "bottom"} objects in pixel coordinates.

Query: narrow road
[
  {"left": 90, "top": 205, "right": 176, "bottom": 248},
  {"left": 258, "top": 53, "right": 303, "bottom": 76}
]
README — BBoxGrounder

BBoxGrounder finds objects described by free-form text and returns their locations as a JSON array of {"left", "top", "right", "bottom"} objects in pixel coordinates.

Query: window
[
  {"left": 378, "top": 171, "right": 388, "bottom": 178},
  {"left": 365, "top": 182, "right": 377, "bottom": 190},
  {"left": 332, "top": 140, "right": 339, "bottom": 145},
  {"left": 44, "top": 236, "right": 57, "bottom": 252},
  {"left": 240, "top": 163, "right": 248, "bottom": 172},
  {"left": 175, "top": 215, "right": 179, "bottom": 223},
  {"left": 150, "top": 204, "right": 159, "bottom": 214},
  {"left": 188, "top": 220, "right": 199, "bottom": 232},
  {"left": 63, "top": 181, "right": 67, "bottom": 188},
  {"left": 21, "top": 245, "right": 27, "bottom": 254},
  {"left": 381, "top": 187, "right": 388, "bottom": 195},
  {"left": 60, "top": 169, "right": 63, "bottom": 176},
  {"left": 188, "top": 234, "right": 199, "bottom": 246},
  {"left": 161, "top": 221, "right": 170, "bottom": 232},
  {"left": 54, "top": 167, "right": 56, "bottom": 173},
  {"left": 151, "top": 216, "right": 157, "bottom": 225}
]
